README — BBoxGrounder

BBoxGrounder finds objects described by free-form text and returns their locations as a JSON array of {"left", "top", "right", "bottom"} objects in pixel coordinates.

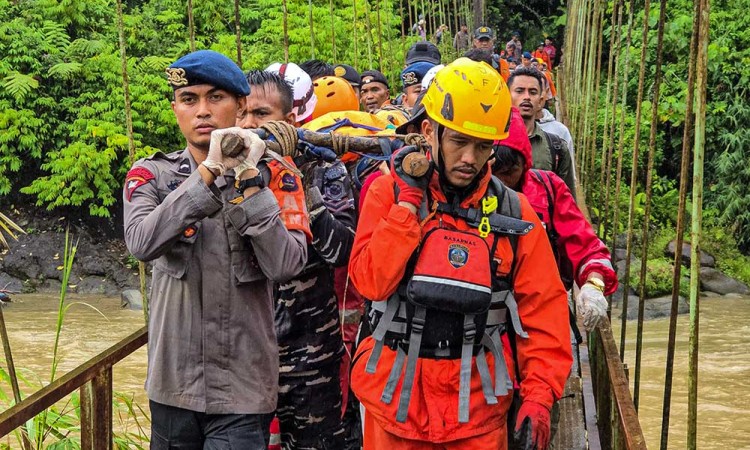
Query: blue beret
[
  {"left": 400, "top": 62, "right": 435, "bottom": 89},
  {"left": 166, "top": 50, "right": 250, "bottom": 96},
  {"left": 522, "top": 51, "right": 533, "bottom": 59}
]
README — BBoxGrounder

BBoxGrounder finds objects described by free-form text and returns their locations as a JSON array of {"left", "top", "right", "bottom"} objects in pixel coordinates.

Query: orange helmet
[
  {"left": 311, "top": 76, "right": 360, "bottom": 119},
  {"left": 420, "top": 57, "right": 511, "bottom": 140}
]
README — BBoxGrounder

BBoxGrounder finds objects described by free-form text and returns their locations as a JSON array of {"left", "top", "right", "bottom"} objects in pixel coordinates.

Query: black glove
[{"left": 390, "top": 146, "right": 434, "bottom": 208}]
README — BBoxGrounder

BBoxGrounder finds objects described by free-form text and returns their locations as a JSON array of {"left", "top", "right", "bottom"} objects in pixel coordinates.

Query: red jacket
[{"left": 497, "top": 109, "right": 617, "bottom": 294}]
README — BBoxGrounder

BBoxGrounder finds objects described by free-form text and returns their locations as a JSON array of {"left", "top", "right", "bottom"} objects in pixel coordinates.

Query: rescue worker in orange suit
[{"left": 348, "top": 58, "right": 572, "bottom": 449}]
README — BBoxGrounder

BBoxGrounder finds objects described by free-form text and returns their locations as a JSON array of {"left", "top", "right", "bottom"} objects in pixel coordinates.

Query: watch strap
[{"left": 235, "top": 174, "right": 265, "bottom": 193}]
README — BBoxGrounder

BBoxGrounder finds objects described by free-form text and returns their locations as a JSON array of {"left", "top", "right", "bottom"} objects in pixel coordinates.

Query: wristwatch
[
  {"left": 235, "top": 174, "right": 265, "bottom": 193},
  {"left": 586, "top": 277, "right": 605, "bottom": 292}
]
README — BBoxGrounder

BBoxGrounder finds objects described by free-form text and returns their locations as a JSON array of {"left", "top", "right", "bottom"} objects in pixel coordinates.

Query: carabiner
[{"left": 478, "top": 216, "right": 491, "bottom": 238}]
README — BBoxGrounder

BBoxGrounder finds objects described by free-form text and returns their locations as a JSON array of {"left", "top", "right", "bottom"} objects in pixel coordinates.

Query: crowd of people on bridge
[{"left": 123, "top": 24, "right": 617, "bottom": 450}]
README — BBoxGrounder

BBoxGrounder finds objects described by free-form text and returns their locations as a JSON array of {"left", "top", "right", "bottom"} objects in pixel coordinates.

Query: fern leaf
[
  {"left": 1, "top": 72, "right": 39, "bottom": 102},
  {"left": 48, "top": 62, "right": 83, "bottom": 80}
]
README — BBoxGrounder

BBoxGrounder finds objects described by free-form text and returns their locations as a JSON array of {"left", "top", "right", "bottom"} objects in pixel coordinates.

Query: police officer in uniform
[{"left": 123, "top": 50, "right": 311, "bottom": 449}]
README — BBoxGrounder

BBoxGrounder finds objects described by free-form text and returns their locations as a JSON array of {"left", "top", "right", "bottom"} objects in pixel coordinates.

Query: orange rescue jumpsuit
[
  {"left": 532, "top": 50, "right": 552, "bottom": 70},
  {"left": 542, "top": 70, "right": 558, "bottom": 98},
  {"left": 348, "top": 168, "right": 572, "bottom": 449},
  {"left": 498, "top": 57, "right": 511, "bottom": 82}
]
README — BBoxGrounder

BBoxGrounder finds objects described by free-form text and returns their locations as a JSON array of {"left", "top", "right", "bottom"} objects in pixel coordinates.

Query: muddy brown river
[
  {"left": 613, "top": 296, "right": 750, "bottom": 449},
  {"left": 1, "top": 293, "right": 748, "bottom": 448}
]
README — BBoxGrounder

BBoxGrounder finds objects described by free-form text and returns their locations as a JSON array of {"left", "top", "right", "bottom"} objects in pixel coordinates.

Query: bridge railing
[
  {"left": 0, "top": 327, "right": 148, "bottom": 450},
  {"left": 589, "top": 321, "right": 647, "bottom": 450}
]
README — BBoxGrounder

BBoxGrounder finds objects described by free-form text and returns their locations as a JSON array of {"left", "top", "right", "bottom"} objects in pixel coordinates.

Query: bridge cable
[
  {"left": 583, "top": 0, "right": 606, "bottom": 202},
  {"left": 659, "top": 0, "right": 701, "bottom": 445},
  {"left": 601, "top": 0, "right": 623, "bottom": 320},
  {"left": 611, "top": 0, "right": 635, "bottom": 360},
  {"left": 687, "top": 0, "right": 710, "bottom": 447},
  {"left": 634, "top": 0, "right": 668, "bottom": 412}
]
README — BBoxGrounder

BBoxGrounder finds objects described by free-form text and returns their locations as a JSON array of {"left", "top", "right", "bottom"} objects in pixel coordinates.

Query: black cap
[
  {"left": 361, "top": 70, "right": 390, "bottom": 89},
  {"left": 475, "top": 26, "right": 494, "bottom": 39},
  {"left": 405, "top": 41, "right": 441, "bottom": 65},
  {"left": 333, "top": 64, "right": 361, "bottom": 86}
]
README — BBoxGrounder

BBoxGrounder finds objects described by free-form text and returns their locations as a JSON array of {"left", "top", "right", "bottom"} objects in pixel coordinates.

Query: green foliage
[
  {"left": 1, "top": 71, "right": 39, "bottom": 101},
  {"left": 586, "top": 0, "right": 750, "bottom": 255},
  {"left": 0, "top": 0, "right": 416, "bottom": 216},
  {"left": 700, "top": 224, "right": 750, "bottom": 286},
  {"left": 628, "top": 257, "right": 689, "bottom": 298}
]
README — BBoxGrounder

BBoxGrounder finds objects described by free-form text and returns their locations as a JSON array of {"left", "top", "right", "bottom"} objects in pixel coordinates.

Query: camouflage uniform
[{"left": 275, "top": 160, "right": 356, "bottom": 450}]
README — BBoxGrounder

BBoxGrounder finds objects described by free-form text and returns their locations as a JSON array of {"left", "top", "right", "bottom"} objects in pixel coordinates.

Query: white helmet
[
  {"left": 421, "top": 64, "right": 445, "bottom": 91},
  {"left": 265, "top": 62, "right": 318, "bottom": 122}
]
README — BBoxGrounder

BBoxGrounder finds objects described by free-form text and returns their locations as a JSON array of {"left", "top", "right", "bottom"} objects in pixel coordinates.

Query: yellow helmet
[{"left": 420, "top": 57, "right": 511, "bottom": 141}]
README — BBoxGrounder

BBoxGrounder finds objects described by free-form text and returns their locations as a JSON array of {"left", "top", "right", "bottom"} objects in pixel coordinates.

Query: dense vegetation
[{"left": 572, "top": 0, "right": 750, "bottom": 285}]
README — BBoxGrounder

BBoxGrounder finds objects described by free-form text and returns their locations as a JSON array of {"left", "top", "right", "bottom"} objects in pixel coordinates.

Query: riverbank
[{"left": 0, "top": 212, "right": 142, "bottom": 297}]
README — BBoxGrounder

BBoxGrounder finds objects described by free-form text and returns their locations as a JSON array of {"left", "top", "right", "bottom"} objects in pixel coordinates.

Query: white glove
[
  {"left": 206, "top": 127, "right": 266, "bottom": 175},
  {"left": 576, "top": 282, "right": 609, "bottom": 331}
]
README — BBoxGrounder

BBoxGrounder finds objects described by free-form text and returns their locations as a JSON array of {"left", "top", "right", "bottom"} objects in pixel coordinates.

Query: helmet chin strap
[{"left": 434, "top": 124, "right": 482, "bottom": 205}]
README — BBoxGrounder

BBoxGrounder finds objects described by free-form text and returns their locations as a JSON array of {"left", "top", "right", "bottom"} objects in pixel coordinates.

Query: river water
[
  {"left": 1, "top": 294, "right": 748, "bottom": 449},
  {"left": 612, "top": 295, "right": 750, "bottom": 449},
  {"left": 0, "top": 294, "right": 148, "bottom": 446}
]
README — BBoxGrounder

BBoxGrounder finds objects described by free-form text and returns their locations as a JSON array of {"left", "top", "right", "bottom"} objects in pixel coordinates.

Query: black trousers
[{"left": 150, "top": 400, "right": 273, "bottom": 450}]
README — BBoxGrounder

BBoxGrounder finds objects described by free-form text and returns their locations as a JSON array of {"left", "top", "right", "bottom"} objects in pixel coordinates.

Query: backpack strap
[
  {"left": 531, "top": 169, "right": 559, "bottom": 248},
  {"left": 529, "top": 171, "right": 583, "bottom": 345},
  {"left": 543, "top": 131, "right": 566, "bottom": 173},
  {"left": 486, "top": 176, "right": 529, "bottom": 391},
  {"left": 395, "top": 306, "right": 427, "bottom": 422}
]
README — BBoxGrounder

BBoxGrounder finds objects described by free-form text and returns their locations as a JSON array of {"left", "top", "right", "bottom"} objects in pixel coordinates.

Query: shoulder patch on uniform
[
  {"left": 278, "top": 170, "right": 299, "bottom": 192},
  {"left": 125, "top": 167, "right": 155, "bottom": 201},
  {"left": 229, "top": 195, "right": 244, "bottom": 204},
  {"left": 183, "top": 225, "right": 197, "bottom": 238}
]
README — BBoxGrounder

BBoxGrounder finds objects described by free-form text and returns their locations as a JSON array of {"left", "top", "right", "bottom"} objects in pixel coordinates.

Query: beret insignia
[
  {"left": 402, "top": 72, "right": 418, "bottom": 85},
  {"left": 334, "top": 66, "right": 347, "bottom": 77},
  {"left": 165, "top": 67, "right": 188, "bottom": 87}
]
